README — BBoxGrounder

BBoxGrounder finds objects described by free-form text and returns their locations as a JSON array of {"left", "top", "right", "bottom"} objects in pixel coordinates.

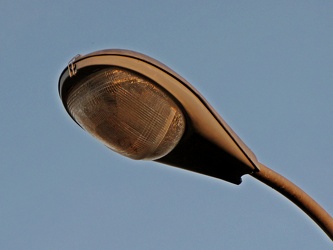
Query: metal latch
[{"left": 68, "top": 54, "right": 81, "bottom": 77}]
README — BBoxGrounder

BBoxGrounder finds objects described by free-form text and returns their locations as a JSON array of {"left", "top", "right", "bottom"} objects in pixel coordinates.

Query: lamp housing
[{"left": 59, "top": 49, "right": 260, "bottom": 184}]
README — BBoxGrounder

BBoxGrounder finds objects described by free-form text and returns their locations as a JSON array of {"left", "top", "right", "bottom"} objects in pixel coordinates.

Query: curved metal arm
[{"left": 251, "top": 163, "right": 333, "bottom": 241}]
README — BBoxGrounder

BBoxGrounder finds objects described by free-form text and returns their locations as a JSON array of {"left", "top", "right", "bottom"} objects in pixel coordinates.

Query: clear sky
[{"left": 1, "top": 0, "right": 332, "bottom": 249}]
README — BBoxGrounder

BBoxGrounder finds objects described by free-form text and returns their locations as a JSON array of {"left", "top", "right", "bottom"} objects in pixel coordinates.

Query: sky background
[{"left": 1, "top": 1, "right": 333, "bottom": 249}]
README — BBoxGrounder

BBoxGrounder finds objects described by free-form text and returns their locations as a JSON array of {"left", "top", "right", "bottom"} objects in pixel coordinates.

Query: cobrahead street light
[{"left": 58, "top": 49, "right": 333, "bottom": 240}]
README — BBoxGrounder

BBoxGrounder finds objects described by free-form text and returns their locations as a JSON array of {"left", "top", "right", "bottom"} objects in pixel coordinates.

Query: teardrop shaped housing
[
  {"left": 66, "top": 67, "right": 186, "bottom": 160},
  {"left": 59, "top": 49, "right": 260, "bottom": 184}
]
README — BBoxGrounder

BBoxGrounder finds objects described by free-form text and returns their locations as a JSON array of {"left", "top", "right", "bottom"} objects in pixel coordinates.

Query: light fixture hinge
[{"left": 68, "top": 54, "right": 81, "bottom": 77}]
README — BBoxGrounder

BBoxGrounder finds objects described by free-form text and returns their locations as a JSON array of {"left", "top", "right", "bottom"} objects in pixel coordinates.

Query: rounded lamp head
[{"left": 59, "top": 49, "right": 259, "bottom": 184}]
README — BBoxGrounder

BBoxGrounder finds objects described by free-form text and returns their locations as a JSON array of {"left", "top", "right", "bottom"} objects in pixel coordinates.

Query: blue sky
[{"left": 1, "top": 1, "right": 332, "bottom": 249}]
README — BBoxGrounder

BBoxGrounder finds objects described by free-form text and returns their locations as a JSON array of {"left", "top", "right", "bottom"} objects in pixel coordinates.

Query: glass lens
[{"left": 66, "top": 67, "right": 185, "bottom": 160}]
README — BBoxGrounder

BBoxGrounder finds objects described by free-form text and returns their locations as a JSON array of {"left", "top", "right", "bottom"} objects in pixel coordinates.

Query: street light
[{"left": 58, "top": 49, "right": 333, "bottom": 240}]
